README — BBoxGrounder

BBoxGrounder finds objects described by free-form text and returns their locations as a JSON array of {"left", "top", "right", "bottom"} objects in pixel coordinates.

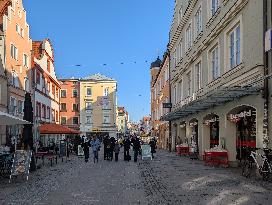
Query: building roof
[
  {"left": 39, "top": 123, "right": 80, "bottom": 135},
  {"left": 82, "top": 73, "right": 115, "bottom": 82},
  {"left": 150, "top": 57, "right": 162, "bottom": 69}
]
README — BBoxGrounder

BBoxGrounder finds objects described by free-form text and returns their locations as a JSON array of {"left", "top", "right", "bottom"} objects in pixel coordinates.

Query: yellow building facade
[{"left": 79, "top": 74, "right": 117, "bottom": 139}]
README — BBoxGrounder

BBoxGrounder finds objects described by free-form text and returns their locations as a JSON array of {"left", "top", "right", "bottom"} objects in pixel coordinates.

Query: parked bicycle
[{"left": 241, "top": 148, "right": 272, "bottom": 180}]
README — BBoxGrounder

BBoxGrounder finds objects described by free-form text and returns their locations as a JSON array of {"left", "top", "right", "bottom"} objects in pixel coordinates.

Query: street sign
[
  {"left": 265, "top": 29, "right": 272, "bottom": 52},
  {"left": 163, "top": 103, "right": 172, "bottom": 108},
  {"left": 141, "top": 144, "right": 152, "bottom": 160}
]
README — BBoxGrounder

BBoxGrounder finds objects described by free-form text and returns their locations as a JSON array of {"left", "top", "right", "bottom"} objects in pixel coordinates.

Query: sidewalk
[{"left": 140, "top": 149, "right": 272, "bottom": 205}]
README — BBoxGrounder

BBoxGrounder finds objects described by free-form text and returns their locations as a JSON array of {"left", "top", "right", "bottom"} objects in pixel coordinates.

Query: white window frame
[
  {"left": 72, "top": 89, "right": 78, "bottom": 98},
  {"left": 86, "top": 116, "right": 92, "bottom": 124},
  {"left": 195, "top": 61, "right": 202, "bottom": 91},
  {"left": 72, "top": 117, "right": 79, "bottom": 125},
  {"left": 194, "top": 5, "right": 202, "bottom": 38},
  {"left": 86, "top": 102, "right": 92, "bottom": 110},
  {"left": 103, "top": 115, "right": 110, "bottom": 124},
  {"left": 178, "top": 40, "right": 183, "bottom": 61},
  {"left": 185, "top": 22, "right": 192, "bottom": 51},
  {"left": 178, "top": 79, "right": 183, "bottom": 102},
  {"left": 228, "top": 24, "right": 241, "bottom": 69},
  {"left": 186, "top": 70, "right": 192, "bottom": 97},
  {"left": 209, "top": 43, "right": 220, "bottom": 81},
  {"left": 23, "top": 53, "right": 29, "bottom": 68},
  {"left": 24, "top": 77, "right": 29, "bottom": 92},
  {"left": 178, "top": 5, "right": 183, "bottom": 25},
  {"left": 210, "top": 0, "right": 219, "bottom": 16},
  {"left": 103, "top": 87, "right": 109, "bottom": 96},
  {"left": 60, "top": 89, "right": 67, "bottom": 98},
  {"left": 11, "top": 44, "right": 18, "bottom": 60}
]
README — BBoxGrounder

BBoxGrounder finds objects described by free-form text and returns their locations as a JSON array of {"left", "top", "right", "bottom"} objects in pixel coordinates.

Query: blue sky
[{"left": 24, "top": 0, "right": 174, "bottom": 122}]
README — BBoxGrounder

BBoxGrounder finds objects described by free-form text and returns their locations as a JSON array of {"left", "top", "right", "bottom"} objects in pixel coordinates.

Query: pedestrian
[
  {"left": 132, "top": 136, "right": 141, "bottom": 162},
  {"left": 149, "top": 138, "right": 157, "bottom": 159},
  {"left": 83, "top": 140, "right": 90, "bottom": 162},
  {"left": 109, "top": 137, "right": 115, "bottom": 161},
  {"left": 124, "top": 136, "right": 131, "bottom": 161},
  {"left": 114, "top": 141, "right": 120, "bottom": 162},
  {"left": 90, "top": 136, "right": 101, "bottom": 163},
  {"left": 103, "top": 136, "right": 109, "bottom": 160}
]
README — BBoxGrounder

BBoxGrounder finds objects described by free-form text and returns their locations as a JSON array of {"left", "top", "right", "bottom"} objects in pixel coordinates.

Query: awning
[
  {"left": 161, "top": 86, "right": 261, "bottom": 121},
  {"left": 0, "top": 111, "right": 31, "bottom": 125},
  {"left": 39, "top": 123, "right": 80, "bottom": 135}
]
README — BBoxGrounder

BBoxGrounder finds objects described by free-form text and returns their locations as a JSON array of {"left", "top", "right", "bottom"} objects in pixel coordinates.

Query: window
[
  {"left": 47, "top": 107, "right": 50, "bottom": 119},
  {"left": 102, "top": 100, "right": 110, "bottom": 110},
  {"left": 103, "top": 115, "right": 110, "bottom": 124},
  {"left": 86, "top": 116, "right": 92, "bottom": 124},
  {"left": 36, "top": 102, "right": 41, "bottom": 118},
  {"left": 16, "top": 24, "right": 19, "bottom": 33},
  {"left": 60, "top": 90, "right": 66, "bottom": 98},
  {"left": 61, "top": 117, "right": 67, "bottom": 125},
  {"left": 73, "top": 89, "right": 78, "bottom": 98},
  {"left": 185, "top": 23, "right": 192, "bottom": 50},
  {"left": 211, "top": 0, "right": 219, "bottom": 16},
  {"left": 42, "top": 104, "right": 46, "bottom": 118},
  {"left": 52, "top": 84, "right": 55, "bottom": 96},
  {"left": 178, "top": 80, "right": 183, "bottom": 101},
  {"left": 12, "top": 72, "right": 19, "bottom": 87},
  {"left": 178, "top": 5, "right": 183, "bottom": 24},
  {"left": 17, "top": 100, "right": 23, "bottom": 114},
  {"left": 24, "top": 77, "right": 29, "bottom": 92},
  {"left": 60, "top": 103, "right": 67, "bottom": 111},
  {"left": 86, "top": 102, "right": 92, "bottom": 110},
  {"left": 10, "top": 44, "right": 18, "bottom": 60},
  {"left": 195, "top": 62, "right": 202, "bottom": 91},
  {"left": 10, "top": 97, "right": 16, "bottom": 115},
  {"left": 187, "top": 71, "right": 192, "bottom": 96},
  {"left": 47, "top": 59, "right": 50, "bottom": 72},
  {"left": 73, "top": 117, "right": 79, "bottom": 125},
  {"left": 103, "top": 87, "right": 109, "bottom": 96},
  {"left": 164, "top": 66, "right": 169, "bottom": 82},
  {"left": 173, "top": 85, "right": 177, "bottom": 103},
  {"left": 229, "top": 25, "right": 241, "bottom": 69},
  {"left": 52, "top": 109, "right": 55, "bottom": 122},
  {"left": 195, "top": 6, "right": 202, "bottom": 37},
  {"left": 73, "top": 104, "right": 79, "bottom": 111},
  {"left": 56, "top": 111, "right": 58, "bottom": 122},
  {"left": 210, "top": 46, "right": 220, "bottom": 80},
  {"left": 23, "top": 54, "right": 29, "bottom": 68},
  {"left": 36, "top": 71, "right": 40, "bottom": 85},
  {"left": 86, "top": 87, "right": 92, "bottom": 96},
  {"left": 178, "top": 41, "right": 183, "bottom": 61},
  {"left": 173, "top": 48, "right": 177, "bottom": 67},
  {"left": 56, "top": 88, "right": 59, "bottom": 98}
]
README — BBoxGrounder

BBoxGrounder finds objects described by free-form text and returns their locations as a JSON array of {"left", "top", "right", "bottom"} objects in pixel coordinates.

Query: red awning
[{"left": 39, "top": 123, "right": 80, "bottom": 135}]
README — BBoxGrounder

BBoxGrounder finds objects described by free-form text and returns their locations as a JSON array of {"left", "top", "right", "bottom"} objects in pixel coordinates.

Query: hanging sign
[
  {"left": 141, "top": 144, "right": 152, "bottom": 160},
  {"left": 229, "top": 110, "right": 253, "bottom": 122},
  {"left": 204, "top": 117, "right": 219, "bottom": 125}
]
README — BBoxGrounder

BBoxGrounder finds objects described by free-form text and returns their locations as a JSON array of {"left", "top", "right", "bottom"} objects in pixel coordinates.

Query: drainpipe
[{"left": 263, "top": 0, "right": 269, "bottom": 148}]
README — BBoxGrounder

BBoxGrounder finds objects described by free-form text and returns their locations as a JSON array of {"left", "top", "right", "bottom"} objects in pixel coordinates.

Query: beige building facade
[
  {"left": 79, "top": 74, "right": 117, "bottom": 138},
  {"left": 163, "top": 0, "right": 268, "bottom": 164}
]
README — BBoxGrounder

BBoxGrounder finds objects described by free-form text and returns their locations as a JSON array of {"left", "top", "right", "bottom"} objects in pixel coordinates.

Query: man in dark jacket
[
  {"left": 124, "top": 137, "right": 131, "bottom": 161},
  {"left": 149, "top": 138, "right": 157, "bottom": 159},
  {"left": 103, "top": 136, "right": 110, "bottom": 160},
  {"left": 83, "top": 141, "right": 90, "bottom": 162},
  {"left": 132, "top": 136, "right": 141, "bottom": 162}
]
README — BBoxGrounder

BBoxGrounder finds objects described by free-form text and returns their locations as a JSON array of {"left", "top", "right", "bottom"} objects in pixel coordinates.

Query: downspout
[{"left": 263, "top": 0, "right": 269, "bottom": 148}]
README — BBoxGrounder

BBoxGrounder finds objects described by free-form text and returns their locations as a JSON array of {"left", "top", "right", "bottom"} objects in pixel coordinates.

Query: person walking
[
  {"left": 114, "top": 141, "right": 120, "bottom": 162},
  {"left": 149, "top": 138, "right": 157, "bottom": 159},
  {"left": 124, "top": 136, "right": 131, "bottom": 161},
  {"left": 109, "top": 137, "right": 115, "bottom": 161},
  {"left": 132, "top": 136, "right": 141, "bottom": 162},
  {"left": 83, "top": 140, "right": 90, "bottom": 163},
  {"left": 90, "top": 136, "right": 101, "bottom": 163},
  {"left": 103, "top": 136, "right": 109, "bottom": 160}
]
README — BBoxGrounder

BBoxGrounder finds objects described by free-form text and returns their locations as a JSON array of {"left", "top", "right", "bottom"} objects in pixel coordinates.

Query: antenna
[{"left": 156, "top": 48, "right": 160, "bottom": 57}]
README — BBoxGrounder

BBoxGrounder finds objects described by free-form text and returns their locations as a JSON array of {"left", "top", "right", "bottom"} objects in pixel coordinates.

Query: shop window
[{"left": 204, "top": 114, "right": 219, "bottom": 148}]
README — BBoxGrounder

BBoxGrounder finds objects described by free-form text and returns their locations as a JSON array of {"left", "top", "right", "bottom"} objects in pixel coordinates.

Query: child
[{"left": 114, "top": 141, "right": 120, "bottom": 162}]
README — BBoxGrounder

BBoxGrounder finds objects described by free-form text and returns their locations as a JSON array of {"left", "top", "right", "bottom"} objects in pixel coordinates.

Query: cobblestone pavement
[{"left": 1, "top": 149, "right": 272, "bottom": 205}]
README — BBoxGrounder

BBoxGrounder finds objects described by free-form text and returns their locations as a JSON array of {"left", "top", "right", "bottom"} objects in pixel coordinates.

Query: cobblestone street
[{"left": 1, "top": 149, "right": 272, "bottom": 205}]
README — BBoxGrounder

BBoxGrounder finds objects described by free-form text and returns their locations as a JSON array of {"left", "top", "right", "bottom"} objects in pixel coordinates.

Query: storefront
[
  {"left": 227, "top": 106, "right": 257, "bottom": 160},
  {"left": 203, "top": 114, "right": 219, "bottom": 148}
]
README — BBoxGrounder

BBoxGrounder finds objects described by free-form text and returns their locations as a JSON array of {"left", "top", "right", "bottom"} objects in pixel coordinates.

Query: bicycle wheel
[
  {"left": 242, "top": 159, "right": 252, "bottom": 178},
  {"left": 260, "top": 161, "right": 270, "bottom": 181}
]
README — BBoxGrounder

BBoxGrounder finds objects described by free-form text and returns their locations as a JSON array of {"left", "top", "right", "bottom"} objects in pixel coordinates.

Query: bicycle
[{"left": 241, "top": 148, "right": 272, "bottom": 180}]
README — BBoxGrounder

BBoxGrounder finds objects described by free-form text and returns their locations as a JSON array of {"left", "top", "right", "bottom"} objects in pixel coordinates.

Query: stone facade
[{"left": 165, "top": 0, "right": 268, "bottom": 163}]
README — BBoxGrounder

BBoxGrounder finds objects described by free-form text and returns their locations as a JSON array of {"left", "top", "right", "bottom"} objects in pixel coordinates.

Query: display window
[
  {"left": 189, "top": 119, "right": 198, "bottom": 153},
  {"left": 204, "top": 114, "right": 219, "bottom": 148},
  {"left": 228, "top": 106, "right": 256, "bottom": 160}
]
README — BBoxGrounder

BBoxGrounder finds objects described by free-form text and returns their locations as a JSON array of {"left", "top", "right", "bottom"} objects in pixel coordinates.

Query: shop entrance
[
  {"left": 227, "top": 106, "right": 256, "bottom": 160},
  {"left": 189, "top": 119, "right": 198, "bottom": 157},
  {"left": 204, "top": 114, "right": 219, "bottom": 148},
  {"left": 179, "top": 121, "right": 186, "bottom": 145}
]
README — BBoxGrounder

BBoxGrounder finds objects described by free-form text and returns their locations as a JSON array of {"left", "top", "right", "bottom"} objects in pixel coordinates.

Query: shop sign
[
  {"left": 92, "top": 128, "right": 101, "bottom": 132},
  {"left": 229, "top": 110, "right": 252, "bottom": 122},
  {"left": 189, "top": 122, "right": 198, "bottom": 127},
  {"left": 163, "top": 103, "right": 172, "bottom": 108},
  {"left": 204, "top": 117, "right": 219, "bottom": 125}
]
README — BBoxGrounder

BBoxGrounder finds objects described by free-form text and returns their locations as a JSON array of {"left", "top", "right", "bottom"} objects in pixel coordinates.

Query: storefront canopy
[
  {"left": 0, "top": 111, "right": 31, "bottom": 125},
  {"left": 39, "top": 123, "right": 80, "bottom": 135},
  {"left": 161, "top": 86, "right": 261, "bottom": 121}
]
